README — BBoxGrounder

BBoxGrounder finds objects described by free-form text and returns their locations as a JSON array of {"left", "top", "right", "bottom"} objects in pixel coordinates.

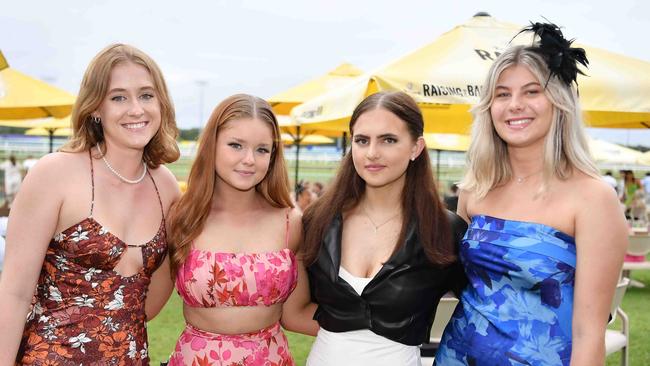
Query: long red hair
[{"left": 168, "top": 94, "right": 293, "bottom": 277}]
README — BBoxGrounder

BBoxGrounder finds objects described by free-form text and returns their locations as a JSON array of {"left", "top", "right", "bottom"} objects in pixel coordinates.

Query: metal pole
[
  {"left": 341, "top": 132, "right": 347, "bottom": 157},
  {"left": 436, "top": 149, "right": 441, "bottom": 182},
  {"left": 49, "top": 129, "right": 54, "bottom": 153},
  {"left": 294, "top": 126, "right": 301, "bottom": 193}
]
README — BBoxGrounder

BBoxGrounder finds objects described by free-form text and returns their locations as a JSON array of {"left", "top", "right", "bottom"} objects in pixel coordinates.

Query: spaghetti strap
[
  {"left": 88, "top": 150, "right": 95, "bottom": 217},
  {"left": 147, "top": 170, "right": 165, "bottom": 221},
  {"left": 284, "top": 209, "right": 290, "bottom": 248}
]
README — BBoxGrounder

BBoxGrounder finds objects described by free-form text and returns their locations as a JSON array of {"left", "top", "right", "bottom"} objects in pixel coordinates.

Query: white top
[{"left": 306, "top": 266, "right": 422, "bottom": 366}]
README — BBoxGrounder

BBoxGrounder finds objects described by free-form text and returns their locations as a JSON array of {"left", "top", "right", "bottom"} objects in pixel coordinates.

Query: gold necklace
[
  {"left": 361, "top": 204, "right": 401, "bottom": 233},
  {"left": 514, "top": 170, "right": 542, "bottom": 184}
]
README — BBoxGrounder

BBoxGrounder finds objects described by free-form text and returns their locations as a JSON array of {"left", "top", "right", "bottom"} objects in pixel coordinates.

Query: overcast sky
[{"left": 2, "top": 0, "right": 649, "bottom": 145}]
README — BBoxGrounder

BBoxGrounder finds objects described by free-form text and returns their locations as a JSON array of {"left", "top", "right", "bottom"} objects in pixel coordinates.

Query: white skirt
[{"left": 306, "top": 327, "right": 422, "bottom": 366}]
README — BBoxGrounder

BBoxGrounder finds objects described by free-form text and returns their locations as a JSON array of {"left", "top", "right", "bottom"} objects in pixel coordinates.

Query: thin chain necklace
[
  {"left": 361, "top": 203, "right": 401, "bottom": 233},
  {"left": 96, "top": 143, "right": 147, "bottom": 184},
  {"left": 514, "top": 170, "right": 542, "bottom": 184}
]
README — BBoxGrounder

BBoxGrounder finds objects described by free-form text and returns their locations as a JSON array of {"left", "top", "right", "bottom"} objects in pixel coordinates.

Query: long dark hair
[{"left": 302, "top": 91, "right": 454, "bottom": 265}]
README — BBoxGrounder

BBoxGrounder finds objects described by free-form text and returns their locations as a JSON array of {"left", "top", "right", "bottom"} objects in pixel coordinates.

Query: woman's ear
[{"left": 410, "top": 136, "right": 426, "bottom": 161}]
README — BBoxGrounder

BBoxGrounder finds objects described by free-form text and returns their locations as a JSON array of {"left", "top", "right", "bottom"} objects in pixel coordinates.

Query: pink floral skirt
[{"left": 168, "top": 322, "right": 295, "bottom": 366}]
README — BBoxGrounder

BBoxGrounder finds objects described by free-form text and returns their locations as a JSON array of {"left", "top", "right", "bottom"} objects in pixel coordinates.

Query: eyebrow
[
  {"left": 495, "top": 81, "right": 541, "bottom": 90},
  {"left": 228, "top": 137, "right": 272, "bottom": 147},
  {"left": 354, "top": 133, "right": 398, "bottom": 139},
  {"left": 107, "top": 86, "right": 155, "bottom": 94}
]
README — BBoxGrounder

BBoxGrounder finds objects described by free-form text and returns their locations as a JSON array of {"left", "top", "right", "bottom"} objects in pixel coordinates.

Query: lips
[
  {"left": 365, "top": 164, "right": 386, "bottom": 172},
  {"left": 506, "top": 117, "right": 532, "bottom": 129},
  {"left": 235, "top": 170, "right": 255, "bottom": 176},
  {"left": 122, "top": 121, "right": 148, "bottom": 130}
]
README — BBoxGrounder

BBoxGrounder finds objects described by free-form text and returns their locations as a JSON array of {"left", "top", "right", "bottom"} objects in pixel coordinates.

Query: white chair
[
  {"left": 605, "top": 277, "right": 630, "bottom": 366},
  {"left": 420, "top": 295, "right": 459, "bottom": 364},
  {"left": 622, "top": 235, "right": 650, "bottom": 287}
]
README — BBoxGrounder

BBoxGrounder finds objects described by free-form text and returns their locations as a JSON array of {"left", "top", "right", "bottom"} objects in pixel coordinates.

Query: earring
[
  {"left": 92, "top": 116, "right": 101, "bottom": 124},
  {"left": 410, "top": 157, "right": 416, "bottom": 161}
]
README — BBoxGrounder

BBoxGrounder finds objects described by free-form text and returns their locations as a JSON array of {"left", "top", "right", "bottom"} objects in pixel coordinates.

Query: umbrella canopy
[
  {"left": 424, "top": 133, "right": 470, "bottom": 151},
  {"left": 25, "top": 127, "right": 72, "bottom": 136},
  {"left": 269, "top": 63, "right": 364, "bottom": 116},
  {"left": 291, "top": 13, "right": 650, "bottom": 133},
  {"left": 0, "top": 116, "right": 71, "bottom": 129},
  {"left": 588, "top": 138, "right": 644, "bottom": 165},
  {"left": 0, "top": 51, "right": 76, "bottom": 119},
  {"left": 281, "top": 133, "right": 333, "bottom": 145},
  {"left": 636, "top": 151, "right": 650, "bottom": 166}
]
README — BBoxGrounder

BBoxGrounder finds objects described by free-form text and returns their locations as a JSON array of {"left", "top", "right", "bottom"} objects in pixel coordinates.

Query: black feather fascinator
[{"left": 516, "top": 22, "right": 589, "bottom": 87}]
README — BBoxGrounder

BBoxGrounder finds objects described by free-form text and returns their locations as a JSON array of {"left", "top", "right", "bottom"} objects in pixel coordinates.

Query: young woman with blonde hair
[
  {"left": 0, "top": 44, "right": 181, "bottom": 364},
  {"left": 435, "top": 24, "right": 628, "bottom": 366},
  {"left": 167, "top": 94, "right": 316, "bottom": 365}
]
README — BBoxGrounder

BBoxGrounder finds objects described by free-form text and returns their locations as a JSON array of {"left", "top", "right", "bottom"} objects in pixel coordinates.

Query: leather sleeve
[{"left": 445, "top": 210, "right": 469, "bottom": 297}]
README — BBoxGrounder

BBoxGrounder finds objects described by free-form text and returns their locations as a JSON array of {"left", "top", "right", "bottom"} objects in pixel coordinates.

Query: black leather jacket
[{"left": 307, "top": 210, "right": 468, "bottom": 346}]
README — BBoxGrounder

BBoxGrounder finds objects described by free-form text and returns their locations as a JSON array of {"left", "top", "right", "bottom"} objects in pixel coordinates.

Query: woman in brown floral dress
[{"left": 0, "top": 44, "right": 181, "bottom": 365}]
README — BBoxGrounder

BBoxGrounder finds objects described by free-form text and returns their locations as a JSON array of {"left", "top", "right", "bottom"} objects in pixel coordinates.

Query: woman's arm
[
  {"left": 145, "top": 167, "right": 181, "bottom": 320},
  {"left": 570, "top": 180, "right": 628, "bottom": 366},
  {"left": 0, "top": 155, "right": 64, "bottom": 365},
  {"left": 281, "top": 209, "right": 319, "bottom": 336}
]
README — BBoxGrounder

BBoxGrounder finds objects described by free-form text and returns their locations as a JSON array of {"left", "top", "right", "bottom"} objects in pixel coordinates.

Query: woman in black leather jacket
[{"left": 295, "top": 91, "right": 468, "bottom": 365}]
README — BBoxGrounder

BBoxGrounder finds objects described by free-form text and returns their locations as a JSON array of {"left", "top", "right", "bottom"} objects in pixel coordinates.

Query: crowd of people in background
[{"left": 602, "top": 170, "right": 649, "bottom": 225}]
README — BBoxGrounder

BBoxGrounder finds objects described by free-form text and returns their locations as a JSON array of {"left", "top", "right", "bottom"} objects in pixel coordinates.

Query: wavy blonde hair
[
  {"left": 62, "top": 44, "right": 179, "bottom": 167},
  {"left": 168, "top": 94, "right": 293, "bottom": 277},
  {"left": 460, "top": 45, "right": 599, "bottom": 198}
]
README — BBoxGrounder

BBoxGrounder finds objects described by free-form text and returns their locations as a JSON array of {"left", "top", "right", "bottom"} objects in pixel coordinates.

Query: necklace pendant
[{"left": 516, "top": 177, "right": 524, "bottom": 183}]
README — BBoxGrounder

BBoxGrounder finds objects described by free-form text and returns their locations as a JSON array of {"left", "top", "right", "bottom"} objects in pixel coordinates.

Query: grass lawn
[{"left": 148, "top": 269, "right": 649, "bottom": 365}]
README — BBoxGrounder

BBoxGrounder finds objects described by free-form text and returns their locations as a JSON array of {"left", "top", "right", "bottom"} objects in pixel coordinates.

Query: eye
[
  {"left": 525, "top": 89, "right": 540, "bottom": 95},
  {"left": 495, "top": 92, "right": 510, "bottom": 98},
  {"left": 384, "top": 137, "right": 397, "bottom": 144},
  {"left": 257, "top": 147, "right": 271, "bottom": 154},
  {"left": 110, "top": 95, "right": 126, "bottom": 102},
  {"left": 228, "top": 142, "right": 242, "bottom": 150},
  {"left": 140, "top": 93, "right": 155, "bottom": 100},
  {"left": 353, "top": 137, "right": 368, "bottom": 145}
]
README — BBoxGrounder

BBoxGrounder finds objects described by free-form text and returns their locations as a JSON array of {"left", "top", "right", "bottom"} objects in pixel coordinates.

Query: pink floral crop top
[{"left": 175, "top": 212, "right": 297, "bottom": 307}]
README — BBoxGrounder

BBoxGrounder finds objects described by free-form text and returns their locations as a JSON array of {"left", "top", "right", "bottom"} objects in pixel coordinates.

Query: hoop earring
[{"left": 92, "top": 116, "right": 101, "bottom": 124}]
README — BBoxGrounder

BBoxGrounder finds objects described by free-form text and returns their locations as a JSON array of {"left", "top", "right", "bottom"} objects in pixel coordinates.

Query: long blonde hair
[
  {"left": 460, "top": 45, "right": 599, "bottom": 198},
  {"left": 62, "top": 44, "right": 179, "bottom": 167},
  {"left": 168, "top": 94, "right": 293, "bottom": 277}
]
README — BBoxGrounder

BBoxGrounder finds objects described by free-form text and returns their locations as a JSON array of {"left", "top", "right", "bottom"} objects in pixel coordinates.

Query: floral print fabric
[
  {"left": 175, "top": 248, "right": 297, "bottom": 308},
  {"left": 18, "top": 216, "right": 167, "bottom": 365},
  {"left": 169, "top": 322, "right": 294, "bottom": 366},
  {"left": 435, "top": 214, "right": 576, "bottom": 366}
]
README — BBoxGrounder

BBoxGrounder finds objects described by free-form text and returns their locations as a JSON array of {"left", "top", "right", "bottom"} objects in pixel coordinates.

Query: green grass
[{"left": 149, "top": 269, "right": 649, "bottom": 365}]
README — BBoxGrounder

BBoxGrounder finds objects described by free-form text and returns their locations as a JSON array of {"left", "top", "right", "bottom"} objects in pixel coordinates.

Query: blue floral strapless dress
[{"left": 434, "top": 215, "right": 576, "bottom": 366}]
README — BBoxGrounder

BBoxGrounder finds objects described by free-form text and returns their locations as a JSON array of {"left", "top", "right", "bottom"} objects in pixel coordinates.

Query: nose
[
  {"left": 242, "top": 148, "right": 255, "bottom": 166},
  {"left": 366, "top": 141, "right": 379, "bottom": 160},
  {"left": 127, "top": 98, "right": 145, "bottom": 117},
  {"left": 508, "top": 94, "right": 524, "bottom": 112}
]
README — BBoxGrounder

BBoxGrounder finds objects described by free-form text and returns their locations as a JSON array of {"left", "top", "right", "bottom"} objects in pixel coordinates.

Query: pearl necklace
[
  {"left": 362, "top": 204, "right": 401, "bottom": 233},
  {"left": 96, "top": 144, "right": 147, "bottom": 184}
]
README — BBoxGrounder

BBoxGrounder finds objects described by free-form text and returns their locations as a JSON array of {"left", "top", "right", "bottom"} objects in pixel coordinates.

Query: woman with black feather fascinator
[{"left": 434, "top": 22, "right": 628, "bottom": 366}]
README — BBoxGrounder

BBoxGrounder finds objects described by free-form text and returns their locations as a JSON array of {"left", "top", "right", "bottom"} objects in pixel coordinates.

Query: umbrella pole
[
  {"left": 436, "top": 149, "right": 441, "bottom": 182},
  {"left": 341, "top": 132, "right": 347, "bottom": 157},
  {"left": 294, "top": 126, "right": 301, "bottom": 194},
  {"left": 49, "top": 129, "right": 54, "bottom": 153}
]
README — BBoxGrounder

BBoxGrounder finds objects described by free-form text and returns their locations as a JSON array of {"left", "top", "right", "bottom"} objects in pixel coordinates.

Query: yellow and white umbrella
[
  {"left": 292, "top": 13, "right": 650, "bottom": 133},
  {"left": 25, "top": 127, "right": 72, "bottom": 137},
  {"left": 281, "top": 133, "right": 333, "bottom": 145},
  {"left": 0, "top": 51, "right": 76, "bottom": 119},
  {"left": 637, "top": 151, "right": 650, "bottom": 166},
  {"left": 588, "top": 138, "right": 644, "bottom": 165},
  {"left": 424, "top": 133, "right": 470, "bottom": 151}
]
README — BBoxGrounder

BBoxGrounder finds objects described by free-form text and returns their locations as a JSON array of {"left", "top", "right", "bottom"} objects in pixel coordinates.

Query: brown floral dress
[{"left": 17, "top": 153, "right": 167, "bottom": 365}]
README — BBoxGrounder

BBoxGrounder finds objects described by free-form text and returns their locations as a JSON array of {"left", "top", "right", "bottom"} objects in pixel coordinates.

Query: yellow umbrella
[
  {"left": 636, "top": 151, "right": 650, "bottom": 166},
  {"left": 269, "top": 63, "right": 364, "bottom": 116},
  {"left": 25, "top": 127, "right": 72, "bottom": 137},
  {"left": 424, "top": 133, "right": 470, "bottom": 151},
  {"left": 281, "top": 133, "right": 333, "bottom": 145},
  {"left": 0, "top": 51, "right": 76, "bottom": 119},
  {"left": 292, "top": 13, "right": 650, "bottom": 133},
  {"left": 588, "top": 138, "right": 644, "bottom": 165}
]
